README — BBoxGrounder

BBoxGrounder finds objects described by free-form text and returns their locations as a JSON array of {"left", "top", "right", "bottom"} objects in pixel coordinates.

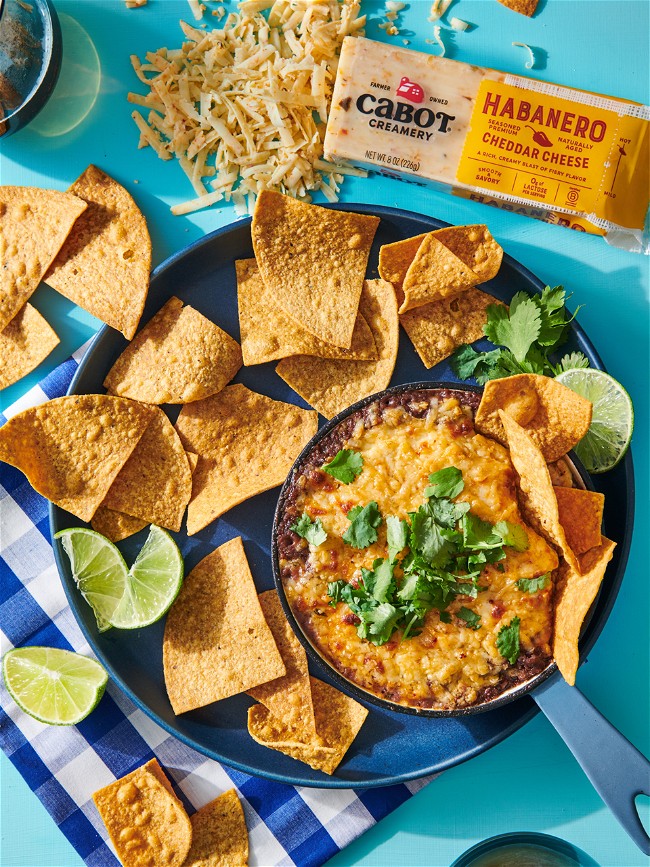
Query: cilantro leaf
[
  {"left": 494, "top": 521, "right": 529, "bottom": 552},
  {"left": 450, "top": 345, "right": 502, "bottom": 381},
  {"left": 409, "top": 506, "right": 456, "bottom": 567},
  {"left": 291, "top": 513, "right": 327, "bottom": 546},
  {"left": 552, "top": 351, "right": 590, "bottom": 375},
  {"left": 516, "top": 574, "right": 550, "bottom": 593},
  {"left": 496, "top": 617, "right": 521, "bottom": 664},
  {"left": 461, "top": 512, "right": 504, "bottom": 551},
  {"left": 452, "top": 581, "right": 479, "bottom": 598},
  {"left": 428, "top": 497, "right": 470, "bottom": 529},
  {"left": 322, "top": 449, "right": 363, "bottom": 484},
  {"left": 343, "top": 501, "right": 382, "bottom": 548},
  {"left": 484, "top": 296, "right": 542, "bottom": 362},
  {"left": 362, "top": 558, "right": 395, "bottom": 603},
  {"left": 536, "top": 286, "right": 579, "bottom": 348},
  {"left": 439, "top": 611, "right": 452, "bottom": 624},
  {"left": 457, "top": 607, "right": 481, "bottom": 630},
  {"left": 366, "top": 602, "right": 400, "bottom": 643},
  {"left": 386, "top": 516, "right": 409, "bottom": 562},
  {"left": 425, "top": 466, "right": 464, "bottom": 499}
]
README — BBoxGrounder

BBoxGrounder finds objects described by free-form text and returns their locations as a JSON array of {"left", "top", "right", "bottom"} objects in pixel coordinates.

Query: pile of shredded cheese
[{"left": 129, "top": 0, "right": 366, "bottom": 215}]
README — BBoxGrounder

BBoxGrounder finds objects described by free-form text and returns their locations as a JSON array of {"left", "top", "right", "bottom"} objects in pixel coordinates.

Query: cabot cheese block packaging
[{"left": 325, "top": 37, "right": 650, "bottom": 253}]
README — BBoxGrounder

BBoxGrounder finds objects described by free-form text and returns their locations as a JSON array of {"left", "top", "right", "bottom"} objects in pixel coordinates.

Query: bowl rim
[
  {"left": 0, "top": 0, "right": 62, "bottom": 135},
  {"left": 449, "top": 830, "right": 597, "bottom": 866},
  {"left": 271, "top": 379, "right": 594, "bottom": 718}
]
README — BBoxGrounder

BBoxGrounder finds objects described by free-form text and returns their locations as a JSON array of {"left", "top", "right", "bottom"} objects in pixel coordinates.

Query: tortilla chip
[
  {"left": 44, "top": 166, "right": 151, "bottom": 340},
  {"left": 497, "top": 0, "right": 539, "bottom": 16},
  {"left": 0, "top": 187, "right": 87, "bottom": 331},
  {"left": 499, "top": 411, "right": 580, "bottom": 574},
  {"left": 401, "top": 288, "right": 503, "bottom": 369},
  {"left": 236, "top": 258, "right": 377, "bottom": 365},
  {"left": 432, "top": 225, "right": 503, "bottom": 282},
  {"left": 91, "top": 507, "right": 148, "bottom": 543},
  {"left": 104, "top": 296, "right": 242, "bottom": 404},
  {"left": 378, "top": 233, "right": 426, "bottom": 307},
  {"left": 247, "top": 591, "right": 316, "bottom": 737},
  {"left": 184, "top": 789, "right": 248, "bottom": 867},
  {"left": 93, "top": 758, "right": 192, "bottom": 867},
  {"left": 0, "top": 303, "right": 60, "bottom": 389},
  {"left": 475, "top": 374, "right": 593, "bottom": 463},
  {"left": 400, "top": 233, "right": 481, "bottom": 313},
  {"left": 251, "top": 191, "right": 379, "bottom": 348},
  {"left": 186, "top": 450, "right": 199, "bottom": 474},
  {"left": 548, "top": 458, "right": 574, "bottom": 488},
  {"left": 247, "top": 676, "right": 368, "bottom": 775},
  {"left": 91, "top": 452, "right": 197, "bottom": 542},
  {"left": 163, "top": 537, "right": 286, "bottom": 713},
  {"left": 276, "top": 278, "right": 399, "bottom": 419},
  {"left": 0, "top": 395, "right": 155, "bottom": 522},
  {"left": 175, "top": 384, "right": 317, "bottom": 535},
  {"left": 101, "top": 407, "right": 192, "bottom": 532},
  {"left": 553, "top": 538, "right": 616, "bottom": 685},
  {"left": 554, "top": 486, "right": 604, "bottom": 555}
]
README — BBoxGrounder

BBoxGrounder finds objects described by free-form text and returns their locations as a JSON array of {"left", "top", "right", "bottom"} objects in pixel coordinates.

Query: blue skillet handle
[{"left": 533, "top": 674, "right": 650, "bottom": 855}]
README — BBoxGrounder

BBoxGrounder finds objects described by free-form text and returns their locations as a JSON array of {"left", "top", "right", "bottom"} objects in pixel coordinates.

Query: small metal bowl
[
  {"left": 0, "top": 0, "right": 61, "bottom": 137},
  {"left": 271, "top": 381, "right": 593, "bottom": 719}
]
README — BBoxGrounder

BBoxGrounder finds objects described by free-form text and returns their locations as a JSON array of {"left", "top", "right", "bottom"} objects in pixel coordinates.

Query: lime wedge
[
  {"left": 55, "top": 527, "right": 127, "bottom": 630},
  {"left": 56, "top": 526, "right": 184, "bottom": 629},
  {"left": 3, "top": 647, "right": 108, "bottom": 725},
  {"left": 555, "top": 368, "right": 634, "bottom": 473}
]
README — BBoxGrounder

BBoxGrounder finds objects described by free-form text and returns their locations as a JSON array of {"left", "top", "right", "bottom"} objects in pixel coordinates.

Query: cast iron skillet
[{"left": 272, "top": 381, "right": 650, "bottom": 854}]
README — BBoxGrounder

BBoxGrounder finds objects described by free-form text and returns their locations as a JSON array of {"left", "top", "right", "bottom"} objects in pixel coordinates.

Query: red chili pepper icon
[{"left": 526, "top": 126, "right": 553, "bottom": 147}]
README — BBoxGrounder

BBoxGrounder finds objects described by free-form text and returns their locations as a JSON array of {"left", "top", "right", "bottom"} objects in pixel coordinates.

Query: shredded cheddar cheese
[
  {"left": 512, "top": 40, "right": 537, "bottom": 69},
  {"left": 129, "top": 0, "right": 366, "bottom": 215}
]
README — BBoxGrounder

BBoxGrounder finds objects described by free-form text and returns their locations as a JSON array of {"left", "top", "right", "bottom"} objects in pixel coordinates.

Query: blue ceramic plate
[{"left": 51, "top": 206, "right": 633, "bottom": 788}]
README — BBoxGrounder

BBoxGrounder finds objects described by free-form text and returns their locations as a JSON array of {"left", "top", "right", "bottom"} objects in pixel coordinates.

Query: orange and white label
[{"left": 457, "top": 78, "right": 648, "bottom": 228}]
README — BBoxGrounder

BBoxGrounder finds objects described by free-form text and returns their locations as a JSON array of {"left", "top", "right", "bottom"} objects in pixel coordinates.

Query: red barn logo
[{"left": 396, "top": 77, "right": 424, "bottom": 104}]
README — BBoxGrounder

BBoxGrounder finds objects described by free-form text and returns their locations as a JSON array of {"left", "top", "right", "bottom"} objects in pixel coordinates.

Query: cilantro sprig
[
  {"left": 516, "top": 574, "right": 550, "bottom": 593},
  {"left": 496, "top": 617, "right": 521, "bottom": 665},
  {"left": 343, "top": 501, "right": 382, "bottom": 548},
  {"left": 451, "top": 286, "right": 589, "bottom": 384},
  {"left": 291, "top": 513, "right": 327, "bottom": 546},
  {"left": 328, "top": 467, "right": 530, "bottom": 648},
  {"left": 322, "top": 449, "right": 363, "bottom": 484}
]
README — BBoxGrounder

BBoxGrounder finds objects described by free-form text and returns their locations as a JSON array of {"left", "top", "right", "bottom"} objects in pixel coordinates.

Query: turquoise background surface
[{"left": 1, "top": 0, "right": 648, "bottom": 864}]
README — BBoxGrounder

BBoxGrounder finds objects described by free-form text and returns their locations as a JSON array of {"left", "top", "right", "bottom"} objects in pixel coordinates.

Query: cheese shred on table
[{"left": 129, "top": 0, "right": 366, "bottom": 215}]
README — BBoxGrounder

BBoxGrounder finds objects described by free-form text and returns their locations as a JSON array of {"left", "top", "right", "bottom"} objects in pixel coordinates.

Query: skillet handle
[{"left": 533, "top": 674, "right": 650, "bottom": 855}]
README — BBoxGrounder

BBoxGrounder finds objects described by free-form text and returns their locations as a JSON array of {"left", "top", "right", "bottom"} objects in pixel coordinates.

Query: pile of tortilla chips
[
  {"left": 0, "top": 379, "right": 314, "bottom": 540},
  {"left": 93, "top": 758, "right": 249, "bottom": 867},
  {"left": 378, "top": 224, "right": 504, "bottom": 368},
  {"left": 163, "top": 539, "right": 368, "bottom": 774},
  {"left": 241, "top": 191, "right": 399, "bottom": 419},
  {"left": 0, "top": 166, "right": 151, "bottom": 391},
  {"left": 476, "top": 373, "right": 592, "bottom": 462},
  {"left": 480, "top": 378, "right": 613, "bottom": 685}
]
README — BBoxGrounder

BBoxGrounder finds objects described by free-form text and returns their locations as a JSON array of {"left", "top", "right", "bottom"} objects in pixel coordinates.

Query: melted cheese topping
[{"left": 282, "top": 398, "right": 559, "bottom": 709}]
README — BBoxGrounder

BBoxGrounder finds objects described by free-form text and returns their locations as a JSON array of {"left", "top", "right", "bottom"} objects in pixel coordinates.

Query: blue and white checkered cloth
[{"left": 0, "top": 347, "right": 431, "bottom": 867}]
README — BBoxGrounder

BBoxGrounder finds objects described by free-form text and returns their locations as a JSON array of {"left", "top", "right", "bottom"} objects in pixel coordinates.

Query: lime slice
[
  {"left": 56, "top": 526, "right": 184, "bottom": 629},
  {"left": 555, "top": 368, "right": 634, "bottom": 473},
  {"left": 3, "top": 646, "right": 108, "bottom": 725}
]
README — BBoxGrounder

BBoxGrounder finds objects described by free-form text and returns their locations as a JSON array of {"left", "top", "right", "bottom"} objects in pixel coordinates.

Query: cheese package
[{"left": 324, "top": 38, "right": 650, "bottom": 253}]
